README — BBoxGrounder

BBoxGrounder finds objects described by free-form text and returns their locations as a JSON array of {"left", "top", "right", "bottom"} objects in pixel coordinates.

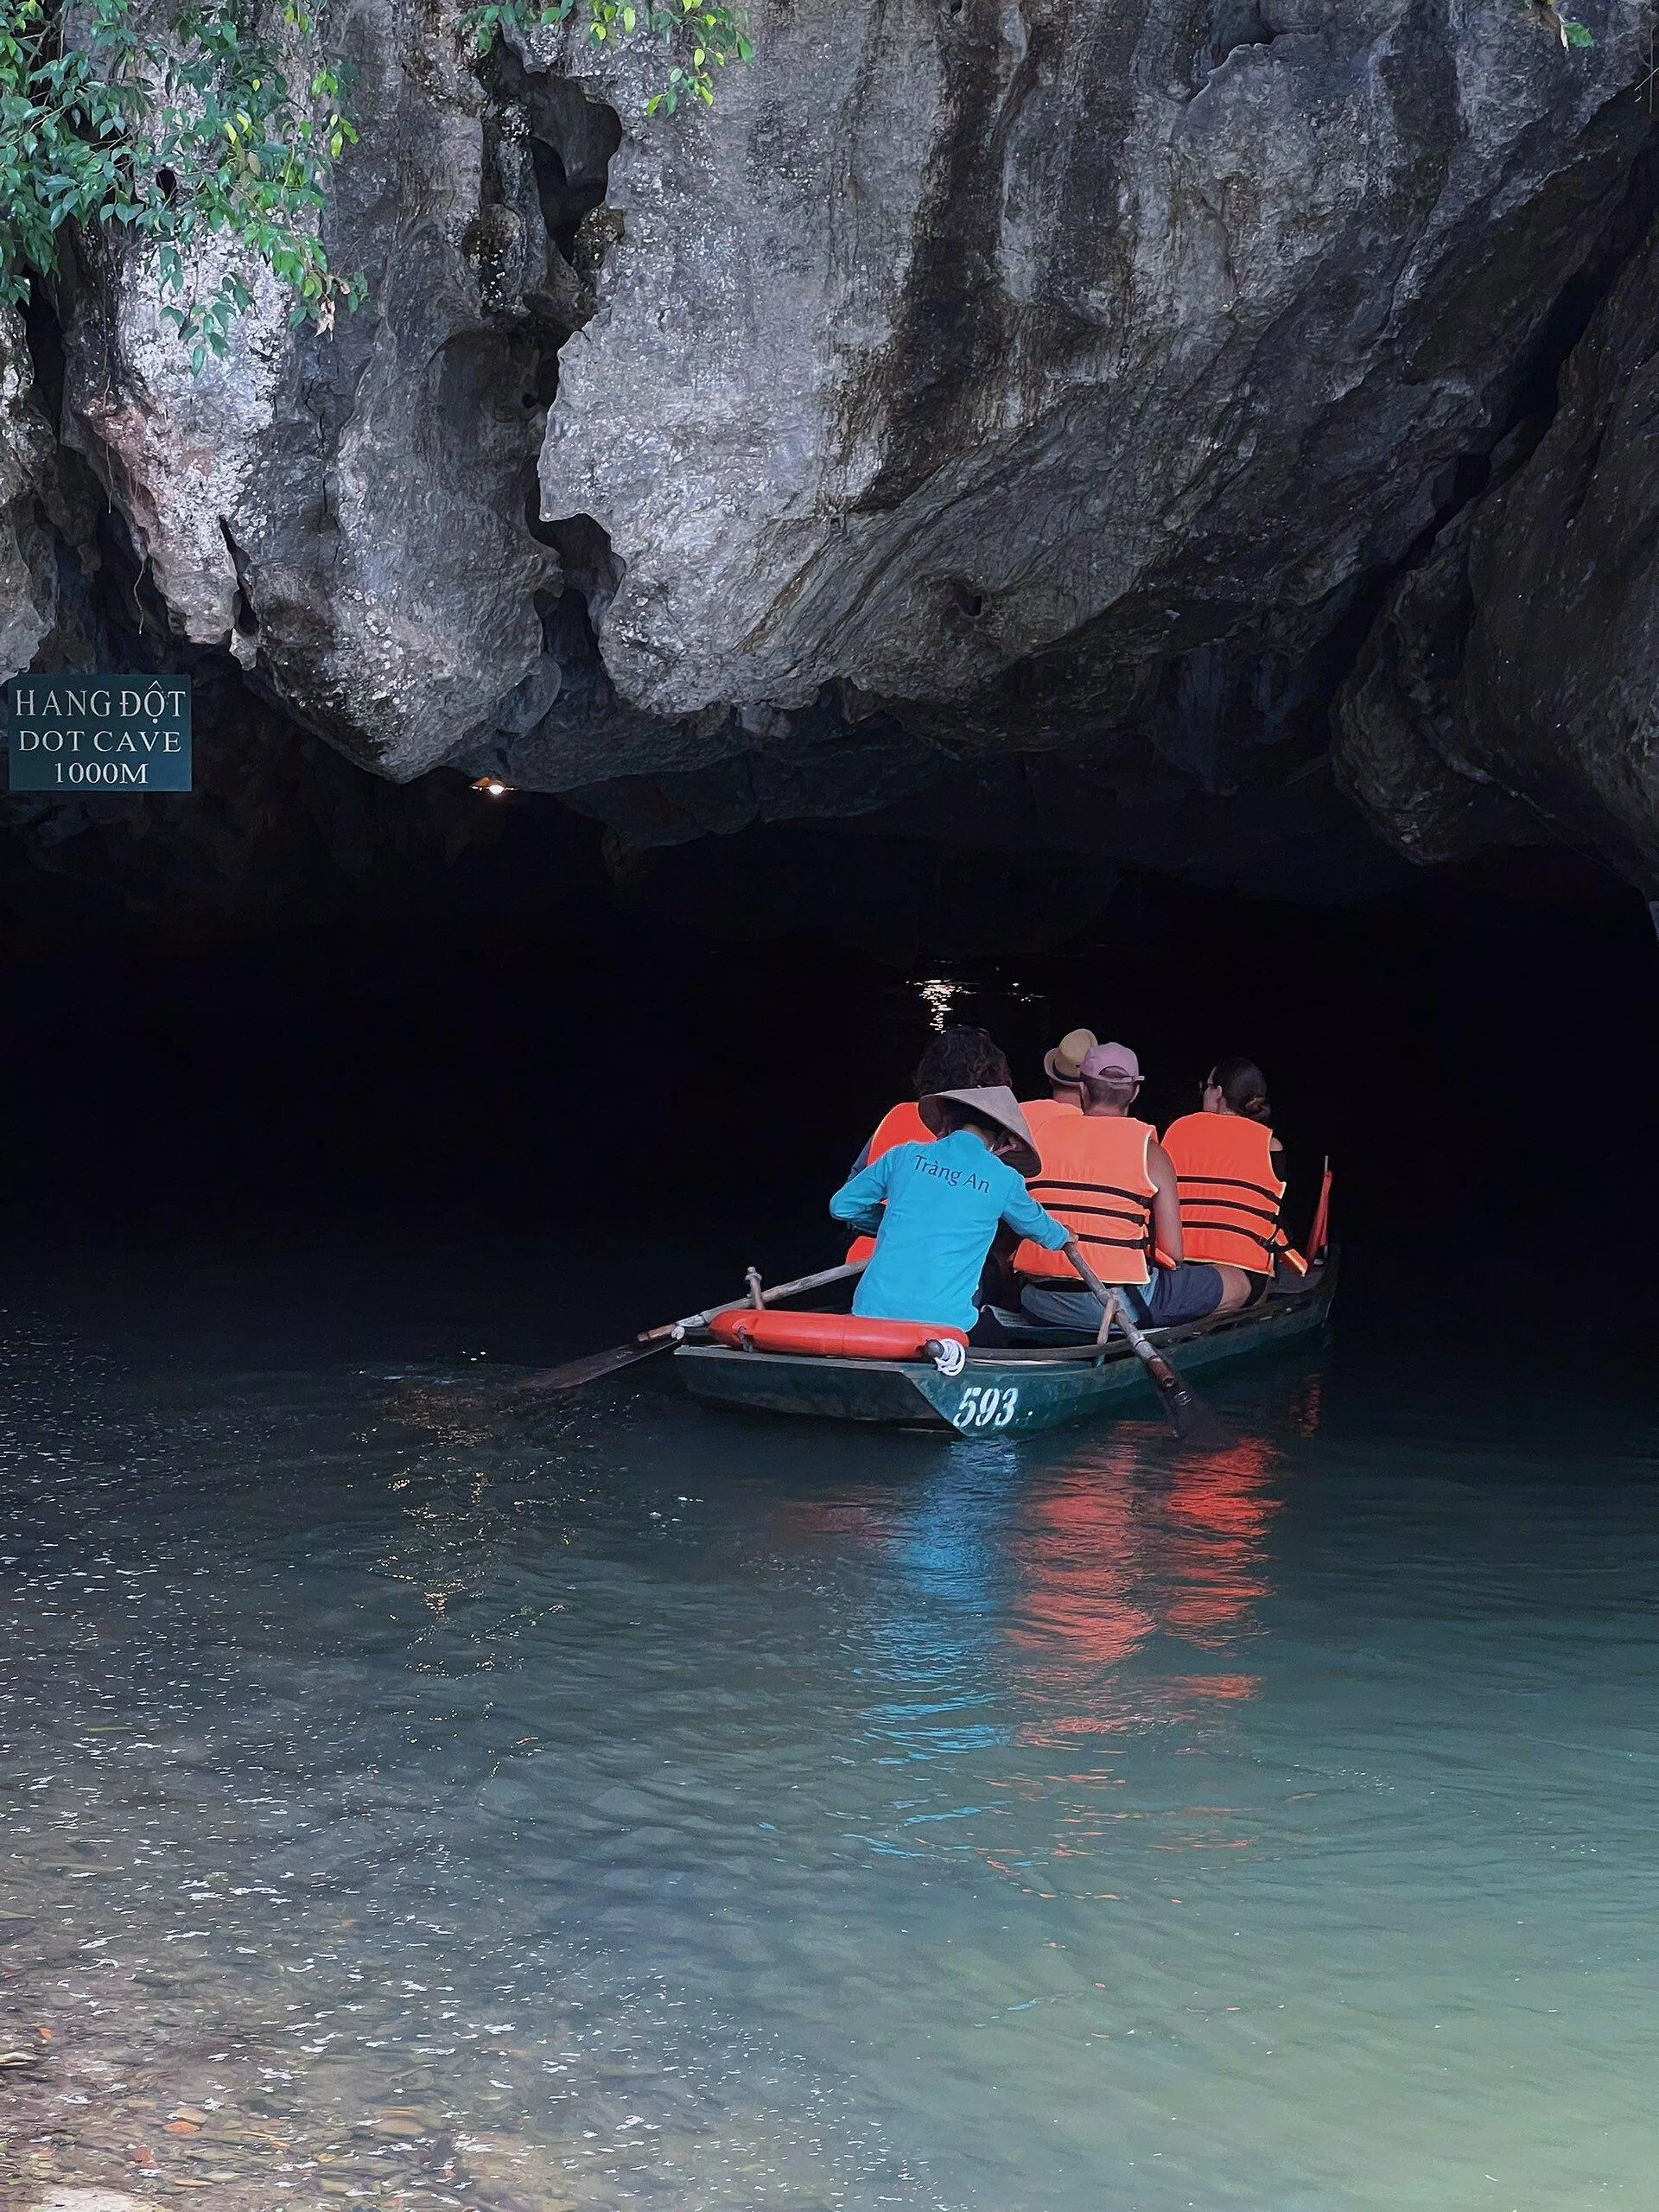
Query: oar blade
[
  {"left": 1132, "top": 1333, "right": 1230, "bottom": 1446},
  {"left": 1165, "top": 1382, "right": 1230, "bottom": 1447},
  {"left": 515, "top": 1338, "right": 672, "bottom": 1397},
  {"left": 510, "top": 1260, "right": 865, "bottom": 1406}
]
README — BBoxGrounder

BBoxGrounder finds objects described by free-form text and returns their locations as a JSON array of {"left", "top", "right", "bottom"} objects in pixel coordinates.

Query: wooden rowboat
[{"left": 673, "top": 1254, "right": 1338, "bottom": 1434}]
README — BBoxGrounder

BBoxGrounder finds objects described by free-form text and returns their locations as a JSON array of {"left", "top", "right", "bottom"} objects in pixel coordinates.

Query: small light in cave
[
  {"left": 917, "top": 977, "right": 963, "bottom": 1031},
  {"left": 471, "top": 776, "right": 512, "bottom": 799}
]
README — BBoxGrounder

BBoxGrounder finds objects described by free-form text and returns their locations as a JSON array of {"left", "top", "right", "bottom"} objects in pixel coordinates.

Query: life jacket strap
[
  {"left": 1184, "top": 1214, "right": 1276, "bottom": 1255},
  {"left": 1178, "top": 1192, "right": 1281, "bottom": 1228},
  {"left": 1174, "top": 1169, "right": 1281, "bottom": 1197},
  {"left": 1177, "top": 1176, "right": 1280, "bottom": 1212},
  {"left": 1030, "top": 1179, "right": 1154, "bottom": 1208}
]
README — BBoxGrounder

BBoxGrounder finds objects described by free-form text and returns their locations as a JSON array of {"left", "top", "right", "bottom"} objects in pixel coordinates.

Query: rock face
[
  {"left": 547, "top": 0, "right": 1638, "bottom": 719},
  {"left": 5, "top": 0, "right": 1659, "bottom": 899},
  {"left": 56, "top": 0, "right": 577, "bottom": 779},
  {"left": 0, "top": 307, "right": 63, "bottom": 679},
  {"left": 1337, "top": 175, "right": 1659, "bottom": 890},
  {"left": 518, "top": 0, "right": 1654, "bottom": 883}
]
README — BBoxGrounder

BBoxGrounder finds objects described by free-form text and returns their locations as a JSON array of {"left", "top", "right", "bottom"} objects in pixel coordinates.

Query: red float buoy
[{"left": 708, "top": 1310, "right": 969, "bottom": 1365}]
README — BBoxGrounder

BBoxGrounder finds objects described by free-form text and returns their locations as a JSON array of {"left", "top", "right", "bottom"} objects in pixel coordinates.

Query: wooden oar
[
  {"left": 516, "top": 1260, "right": 868, "bottom": 1397},
  {"left": 1067, "top": 1248, "right": 1222, "bottom": 1442}
]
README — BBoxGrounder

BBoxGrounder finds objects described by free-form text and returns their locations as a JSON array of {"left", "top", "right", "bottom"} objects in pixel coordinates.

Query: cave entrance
[{"left": 0, "top": 815, "right": 1647, "bottom": 1373}]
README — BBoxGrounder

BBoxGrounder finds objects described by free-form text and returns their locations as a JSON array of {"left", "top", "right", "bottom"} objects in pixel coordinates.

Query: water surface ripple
[{"left": 3, "top": 1306, "right": 1656, "bottom": 2209}]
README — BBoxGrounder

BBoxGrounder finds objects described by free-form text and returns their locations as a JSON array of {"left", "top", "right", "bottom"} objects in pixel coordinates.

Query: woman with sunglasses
[{"left": 1161, "top": 1058, "right": 1306, "bottom": 1294}]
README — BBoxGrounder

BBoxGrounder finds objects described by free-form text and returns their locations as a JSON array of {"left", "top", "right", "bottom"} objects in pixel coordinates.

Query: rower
[
  {"left": 845, "top": 1025, "right": 1013, "bottom": 1263},
  {"left": 1023, "top": 1027, "right": 1096, "bottom": 1133},
  {"left": 1014, "top": 1044, "right": 1254, "bottom": 1332},
  {"left": 1162, "top": 1057, "right": 1306, "bottom": 1289},
  {"left": 830, "top": 1086, "right": 1086, "bottom": 1340}
]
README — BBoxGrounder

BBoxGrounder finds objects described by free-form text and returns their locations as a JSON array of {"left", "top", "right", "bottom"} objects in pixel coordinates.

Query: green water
[{"left": 2, "top": 1249, "right": 1656, "bottom": 2210}]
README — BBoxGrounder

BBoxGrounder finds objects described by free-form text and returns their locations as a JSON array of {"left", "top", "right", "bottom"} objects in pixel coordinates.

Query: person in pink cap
[{"left": 1013, "top": 1043, "right": 1255, "bottom": 1332}]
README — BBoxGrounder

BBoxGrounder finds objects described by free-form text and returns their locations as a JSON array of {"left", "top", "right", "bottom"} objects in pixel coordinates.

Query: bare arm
[{"left": 1147, "top": 1138, "right": 1185, "bottom": 1266}]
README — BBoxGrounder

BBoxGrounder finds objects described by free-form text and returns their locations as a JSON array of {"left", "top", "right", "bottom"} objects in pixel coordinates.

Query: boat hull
[{"left": 674, "top": 1259, "right": 1336, "bottom": 1433}]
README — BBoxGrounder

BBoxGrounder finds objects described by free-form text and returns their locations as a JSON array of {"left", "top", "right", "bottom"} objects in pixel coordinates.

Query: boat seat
[{"left": 985, "top": 1306, "right": 1096, "bottom": 1346}]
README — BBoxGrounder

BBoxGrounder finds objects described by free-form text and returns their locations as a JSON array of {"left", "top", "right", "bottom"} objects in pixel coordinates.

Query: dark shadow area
[{"left": 0, "top": 814, "right": 1651, "bottom": 1388}]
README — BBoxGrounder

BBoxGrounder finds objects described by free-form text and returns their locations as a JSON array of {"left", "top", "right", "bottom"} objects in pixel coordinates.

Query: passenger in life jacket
[
  {"left": 1022, "top": 1027, "right": 1096, "bottom": 1134},
  {"left": 1014, "top": 1044, "right": 1256, "bottom": 1332},
  {"left": 1162, "top": 1056, "right": 1306, "bottom": 1287},
  {"left": 844, "top": 1025, "right": 1013, "bottom": 1264},
  {"left": 830, "top": 1086, "right": 1086, "bottom": 1338}
]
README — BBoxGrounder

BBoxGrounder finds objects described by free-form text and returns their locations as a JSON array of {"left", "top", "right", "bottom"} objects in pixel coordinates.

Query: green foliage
[
  {"left": 0, "top": 0, "right": 752, "bottom": 372},
  {"left": 462, "top": 0, "right": 753, "bottom": 116},
  {"left": 0, "top": 0, "right": 363, "bottom": 365},
  {"left": 1564, "top": 16, "right": 1594, "bottom": 43}
]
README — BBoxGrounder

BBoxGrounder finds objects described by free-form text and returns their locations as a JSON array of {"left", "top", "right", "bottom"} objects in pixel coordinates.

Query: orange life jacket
[
  {"left": 1161, "top": 1113, "right": 1291, "bottom": 1273},
  {"left": 1014, "top": 1115, "right": 1157, "bottom": 1287},
  {"left": 846, "top": 1101, "right": 931, "bottom": 1263},
  {"left": 1020, "top": 1098, "right": 1082, "bottom": 1130}
]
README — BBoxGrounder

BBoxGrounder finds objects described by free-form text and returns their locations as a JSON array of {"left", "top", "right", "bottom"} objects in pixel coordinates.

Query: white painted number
[{"left": 954, "top": 1385, "right": 1020, "bottom": 1431}]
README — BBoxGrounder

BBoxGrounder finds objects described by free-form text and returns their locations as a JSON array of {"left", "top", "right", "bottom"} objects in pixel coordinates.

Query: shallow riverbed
[{"left": 3, "top": 1249, "right": 1656, "bottom": 2210}]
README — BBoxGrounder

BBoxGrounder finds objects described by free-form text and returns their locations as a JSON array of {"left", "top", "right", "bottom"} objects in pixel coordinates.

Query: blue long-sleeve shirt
[{"left": 829, "top": 1130, "right": 1071, "bottom": 1332}]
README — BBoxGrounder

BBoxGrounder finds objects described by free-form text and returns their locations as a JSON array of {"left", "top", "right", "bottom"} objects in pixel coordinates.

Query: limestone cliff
[{"left": 5, "top": 0, "right": 1658, "bottom": 898}]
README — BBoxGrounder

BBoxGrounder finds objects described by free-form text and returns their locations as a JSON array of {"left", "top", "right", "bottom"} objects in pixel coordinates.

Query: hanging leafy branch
[
  {"left": 462, "top": 0, "right": 752, "bottom": 116},
  {"left": 0, "top": 0, "right": 365, "bottom": 368},
  {"left": 0, "top": 0, "right": 751, "bottom": 370}
]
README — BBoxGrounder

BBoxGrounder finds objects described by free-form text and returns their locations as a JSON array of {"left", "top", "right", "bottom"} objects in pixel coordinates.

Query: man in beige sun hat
[
  {"left": 1024, "top": 1027, "right": 1097, "bottom": 1131},
  {"left": 830, "top": 1086, "right": 1088, "bottom": 1337}
]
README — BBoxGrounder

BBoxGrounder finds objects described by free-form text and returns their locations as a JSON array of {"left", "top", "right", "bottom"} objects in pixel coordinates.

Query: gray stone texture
[
  {"left": 0, "top": 305, "right": 62, "bottom": 679},
  {"left": 1338, "top": 191, "right": 1659, "bottom": 890},
  {"left": 58, "top": 0, "right": 563, "bottom": 779},
  {"left": 6, "top": 0, "right": 1659, "bottom": 897}
]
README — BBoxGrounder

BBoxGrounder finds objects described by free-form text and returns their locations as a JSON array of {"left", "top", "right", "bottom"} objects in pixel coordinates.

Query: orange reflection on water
[
  {"left": 1004, "top": 1429, "right": 1287, "bottom": 1739},
  {"left": 1160, "top": 1438, "right": 1279, "bottom": 1645},
  {"left": 1003, "top": 1476, "right": 1155, "bottom": 1665}
]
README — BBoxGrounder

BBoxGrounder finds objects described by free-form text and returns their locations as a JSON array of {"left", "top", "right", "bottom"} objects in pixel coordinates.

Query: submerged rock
[{"left": 26, "top": 2193, "right": 144, "bottom": 2212}]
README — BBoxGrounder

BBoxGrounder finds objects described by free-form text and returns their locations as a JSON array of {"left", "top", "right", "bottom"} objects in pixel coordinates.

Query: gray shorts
[{"left": 1020, "top": 1262, "right": 1224, "bottom": 1333}]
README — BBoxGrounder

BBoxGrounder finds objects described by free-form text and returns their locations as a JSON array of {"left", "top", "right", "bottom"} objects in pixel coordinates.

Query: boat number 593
[{"left": 954, "top": 1385, "right": 1020, "bottom": 1430}]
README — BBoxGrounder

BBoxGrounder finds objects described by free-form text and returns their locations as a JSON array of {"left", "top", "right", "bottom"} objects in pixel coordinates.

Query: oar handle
[
  {"left": 638, "top": 1259, "right": 869, "bottom": 1344},
  {"left": 1103, "top": 1290, "right": 1185, "bottom": 1397},
  {"left": 1069, "top": 1246, "right": 1186, "bottom": 1402}
]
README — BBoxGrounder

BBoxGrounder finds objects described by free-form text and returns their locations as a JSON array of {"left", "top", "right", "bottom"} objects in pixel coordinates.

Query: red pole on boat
[{"left": 1306, "top": 1158, "right": 1332, "bottom": 1262}]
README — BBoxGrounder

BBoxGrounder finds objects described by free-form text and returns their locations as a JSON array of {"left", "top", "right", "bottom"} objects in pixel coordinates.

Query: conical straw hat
[{"left": 918, "top": 1085, "right": 1042, "bottom": 1179}]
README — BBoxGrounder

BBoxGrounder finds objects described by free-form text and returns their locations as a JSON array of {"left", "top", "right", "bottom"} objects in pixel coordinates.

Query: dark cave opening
[{"left": 0, "top": 805, "right": 1650, "bottom": 1370}]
